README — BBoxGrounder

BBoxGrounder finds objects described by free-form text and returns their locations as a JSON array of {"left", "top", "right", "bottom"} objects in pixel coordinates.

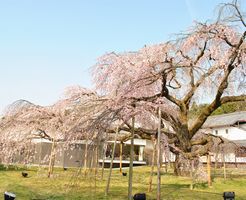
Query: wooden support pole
[
  {"left": 101, "top": 143, "right": 106, "bottom": 180},
  {"left": 105, "top": 126, "right": 119, "bottom": 196},
  {"left": 157, "top": 107, "right": 161, "bottom": 200},
  {"left": 84, "top": 138, "right": 88, "bottom": 176},
  {"left": 101, "top": 133, "right": 108, "bottom": 180},
  {"left": 190, "top": 159, "right": 194, "bottom": 190},
  {"left": 223, "top": 151, "right": 226, "bottom": 181},
  {"left": 120, "top": 142, "right": 123, "bottom": 173},
  {"left": 128, "top": 117, "right": 135, "bottom": 200},
  {"left": 164, "top": 155, "right": 168, "bottom": 173},
  {"left": 90, "top": 147, "right": 95, "bottom": 173},
  {"left": 207, "top": 154, "right": 212, "bottom": 187},
  {"left": 95, "top": 138, "right": 99, "bottom": 175},
  {"left": 235, "top": 150, "right": 237, "bottom": 168},
  {"left": 148, "top": 138, "right": 156, "bottom": 192},
  {"left": 48, "top": 138, "right": 56, "bottom": 178},
  {"left": 39, "top": 140, "right": 42, "bottom": 166}
]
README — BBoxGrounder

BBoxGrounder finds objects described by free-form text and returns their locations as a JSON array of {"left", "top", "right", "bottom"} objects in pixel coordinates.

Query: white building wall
[
  {"left": 166, "top": 152, "right": 246, "bottom": 163},
  {"left": 108, "top": 138, "right": 146, "bottom": 146},
  {"left": 124, "top": 138, "right": 146, "bottom": 146},
  {"left": 240, "top": 124, "right": 246, "bottom": 130},
  {"left": 200, "top": 153, "right": 236, "bottom": 163},
  {"left": 210, "top": 126, "right": 246, "bottom": 141},
  {"left": 236, "top": 157, "right": 246, "bottom": 163}
]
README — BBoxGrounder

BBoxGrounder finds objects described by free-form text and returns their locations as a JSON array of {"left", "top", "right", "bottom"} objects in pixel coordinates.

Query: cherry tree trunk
[
  {"left": 174, "top": 154, "right": 182, "bottom": 176},
  {"left": 174, "top": 154, "right": 195, "bottom": 177}
]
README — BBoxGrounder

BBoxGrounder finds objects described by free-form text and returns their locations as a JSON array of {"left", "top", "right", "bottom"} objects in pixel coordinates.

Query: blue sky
[{"left": 0, "top": 0, "right": 234, "bottom": 113}]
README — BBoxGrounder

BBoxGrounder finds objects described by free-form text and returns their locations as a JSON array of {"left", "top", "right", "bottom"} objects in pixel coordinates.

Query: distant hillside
[{"left": 189, "top": 101, "right": 246, "bottom": 119}]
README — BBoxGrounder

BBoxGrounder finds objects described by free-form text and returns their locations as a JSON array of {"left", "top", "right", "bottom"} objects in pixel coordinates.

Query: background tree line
[{"left": 189, "top": 101, "right": 246, "bottom": 119}]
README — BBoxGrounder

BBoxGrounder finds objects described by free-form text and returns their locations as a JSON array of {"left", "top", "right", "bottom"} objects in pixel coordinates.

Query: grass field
[{"left": 0, "top": 165, "right": 246, "bottom": 200}]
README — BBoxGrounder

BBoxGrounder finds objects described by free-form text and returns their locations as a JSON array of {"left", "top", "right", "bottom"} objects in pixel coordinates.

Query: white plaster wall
[
  {"left": 124, "top": 138, "right": 147, "bottom": 146},
  {"left": 200, "top": 153, "right": 236, "bottom": 163},
  {"left": 240, "top": 124, "right": 246, "bottom": 130},
  {"left": 211, "top": 127, "right": 246, "bottom": 141},
  {"left": 236, "top": 157, "right": 246, "bottom": 162},
  {"left": 165, "top": 152, "right": 246, "bottom": 163},
  {"left": 32, "top": 138, "right": 52, "bottom": 143}
]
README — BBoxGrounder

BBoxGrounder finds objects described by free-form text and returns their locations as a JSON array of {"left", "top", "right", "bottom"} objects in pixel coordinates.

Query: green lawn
[{"left": 0, "top": 165, "right": 246, "bottom": 200}]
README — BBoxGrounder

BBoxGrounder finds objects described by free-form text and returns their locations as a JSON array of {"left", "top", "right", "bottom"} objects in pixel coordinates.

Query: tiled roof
[{"left": 202, "top": 111, "right": 246, "bottom": 128}]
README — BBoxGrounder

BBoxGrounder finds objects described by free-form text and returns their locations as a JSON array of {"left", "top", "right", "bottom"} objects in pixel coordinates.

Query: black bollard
[
  {"left": 223, "top": 192, "right": 235, "bottom": 200},
  {"left": 4, "top": 192, "right": 16, "bottom": 200},
  {"left": 122, "top": 172, "right": 127, "bottom": 176},
  {"left": 21, "top": 172, "right": 28, "bottom": 178},
  {"left": 133, "top": 193, "right": 146, "bottom": 200}
]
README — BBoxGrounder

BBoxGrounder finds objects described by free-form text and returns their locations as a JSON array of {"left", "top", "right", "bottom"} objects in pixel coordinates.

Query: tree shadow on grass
[
  {"left": 159, "top": 183, "right": 223, "bottom": 200},
  {"left": 5, "top": 183, "right": 72, "bottom": 200},
  {"left": 153, "top": 171, "right": 173, "bottom": 176}
]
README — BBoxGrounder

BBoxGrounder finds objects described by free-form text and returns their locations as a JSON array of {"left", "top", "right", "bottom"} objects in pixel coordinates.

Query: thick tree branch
[
  {"left": 183, "top": 67, "right": 217, "bottom": 106},
  {"left": 189, "top": 31, "right": 246, "bottom": 137}
]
